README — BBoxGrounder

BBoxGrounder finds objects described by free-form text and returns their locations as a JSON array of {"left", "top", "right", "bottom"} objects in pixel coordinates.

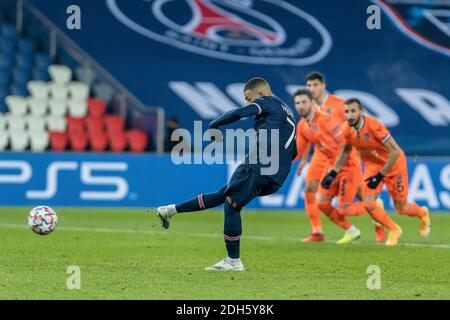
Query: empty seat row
[
  {"left": 50, "top": 129, "right": 148, "bottom": 152},
  {"left": 0, "top": 129, "right": 49, "bottom": 151},
  {"left": 27, "top": 80, "right": 89, "bottom": 100},
  {"left": 0, "top": 114, "right": 66, "bottom": 131},
  {"left": 5, "top": 96, "right": 105, "bottom": 118},
  {"left": 67, "top": 115, "right": 125, "bottom": 134}
]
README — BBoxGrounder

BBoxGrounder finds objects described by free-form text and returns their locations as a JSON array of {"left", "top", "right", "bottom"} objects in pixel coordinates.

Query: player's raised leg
[{"left": 155, "top": 186, "right": 227, "bottom": 229}]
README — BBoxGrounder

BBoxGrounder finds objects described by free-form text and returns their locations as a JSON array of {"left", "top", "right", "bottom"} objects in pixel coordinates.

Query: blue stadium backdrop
[{"left": 7, "top": 0, "right": 448, "bottom": 210}]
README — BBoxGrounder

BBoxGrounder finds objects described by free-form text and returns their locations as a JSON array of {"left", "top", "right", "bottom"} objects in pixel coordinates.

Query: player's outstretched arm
[{"left": 208, "top": 104, "right": 260, "bottom": 129}]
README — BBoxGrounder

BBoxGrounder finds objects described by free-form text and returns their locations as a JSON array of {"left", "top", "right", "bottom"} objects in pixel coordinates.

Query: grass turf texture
[{"left": 1, "top": 207, "right": 449, "bottom": 300}]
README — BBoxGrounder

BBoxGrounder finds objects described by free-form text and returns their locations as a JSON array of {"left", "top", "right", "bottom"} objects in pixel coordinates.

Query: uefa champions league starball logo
[{"left": 107, "top": 0, "right": 332, "bottom": 65}]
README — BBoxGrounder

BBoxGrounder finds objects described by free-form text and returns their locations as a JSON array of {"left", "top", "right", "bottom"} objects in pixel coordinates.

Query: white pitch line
[{"left": 1, "top": 223, "right": 449, "bottom": 249}]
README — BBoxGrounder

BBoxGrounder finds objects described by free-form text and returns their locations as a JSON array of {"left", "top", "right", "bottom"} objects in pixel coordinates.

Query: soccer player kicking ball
[
  {"left": 322, "top": 98, "right": 431, "bottom": 246},
  {"left": 155, "top": 78, "right": 297, "bottom": 271}
]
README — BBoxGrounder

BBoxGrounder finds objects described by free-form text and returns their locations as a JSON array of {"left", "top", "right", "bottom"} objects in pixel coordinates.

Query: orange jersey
[
  {"left": 315, "top": 94, "right": 346, "bottom": 125},
  {"left": 296, "top": 111, "right": 359, "bottom": 167},
  {"left": 342, "top": 115, "right": 406, "bottom": 167}
]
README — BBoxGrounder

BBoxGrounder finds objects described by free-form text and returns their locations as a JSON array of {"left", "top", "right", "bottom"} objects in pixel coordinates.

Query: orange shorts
[
  {"left": 306, "top": 149, "right": 328, "bottom": 182},
  {"left": 363, "top": 157, "right": 409, "bottom": 203},
  {"left": 318, "top": 162, "right": 362, "bottom": 207}
]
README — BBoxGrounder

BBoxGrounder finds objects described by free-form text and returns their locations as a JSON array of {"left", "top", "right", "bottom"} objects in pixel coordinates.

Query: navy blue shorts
[{"left": 224, "top": 164, "right": 280, "bottom": 208}]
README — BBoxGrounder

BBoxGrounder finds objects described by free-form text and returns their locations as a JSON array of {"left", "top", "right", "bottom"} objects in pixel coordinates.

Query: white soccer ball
[{"left": 28, "top": 206, "right": 58, "bottom": 235}]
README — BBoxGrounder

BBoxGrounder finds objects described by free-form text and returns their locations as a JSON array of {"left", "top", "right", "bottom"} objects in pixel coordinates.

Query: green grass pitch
[{"left": 1, "top": 207, "right": 449, "bottom": 300}]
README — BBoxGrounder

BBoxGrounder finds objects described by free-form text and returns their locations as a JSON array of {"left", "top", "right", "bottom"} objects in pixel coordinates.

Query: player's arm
[
  {"left": 320, "top": 142, "right": 352, "bottom": 189},
  {"left": 380, "top": 137, "right": 400, "bottom": 175},
  {"left": 293, "top": 131, "right": 311, "bottom": 176},
  {"left": 332, "top": 142, "right": 352, "bottom": 173},
  {"left": 320, "top": 122, "right": 350, "bottom": 189},
  {"left": 208, "top": 104, "right": 260, "bottom": 129},
  {"left": 365, "top": 124, "right": 399, "bottom": 189}
]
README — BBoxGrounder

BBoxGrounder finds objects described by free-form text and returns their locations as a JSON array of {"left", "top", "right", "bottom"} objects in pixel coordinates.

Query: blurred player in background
[
  {"left": 294, "top": 89, "right": 396, "bottom": 244},
  {"left": 322, "top": 98, "right": 431, "bottom": 245},
  {"left": 295, "top": 72, "right": 386, "bottom": 243},
  {"left": 154, "top": 78, "right": 297, "bottom": 271}
]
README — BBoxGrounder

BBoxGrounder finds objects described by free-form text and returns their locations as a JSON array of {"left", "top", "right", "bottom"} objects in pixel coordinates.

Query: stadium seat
[
  {"left": 48, "top": 65, "right": 72, "bottom": 84},
  {"left": 13, "top": 67, "right": 31, "bottom": 84},
  {"left": 46, "top": 116, "right": 67, "bottom": 132},
  {"left": 0, "top": 97, "right": 7, "bottom": 113},
  {"left": 18, "top": 37, "right": 35, "bottom": 54},
  {"left": 85, "top": 116, "right": 104, "bottom": 133},
  {"left": 9, "top": 130, "right": 29, "bottom": 151},
  {"left": 70, "top": 131, "right": 88, "bottom": 151},
  {"left": 75, "top": 65, "right": 96, "bottom": 86},
  {"left": 1, "top": 24, "right": 17, "bottom": 39},
  {"left": 89, "top": 131, "right": 108, "bottom": 152},
  {"left": 6, "top": 114, "right": 27, "bottom": 131},
  {"left": 15, "top": 53, "right": 33, "bottom": 69},
  {"left": 69, "top": 81, "right": 89, "bottom": 100},
  {"left": 0, "top": 67, "right": 11, "bottom": 85},
  {"left": 105, "top": 115, "right": 125, "bottom": 133},
  {"left": 48, "top": 99, "right": 67, "bottom": 116},
  {"left": 93, "top": 82, "right": 114, "bottom": 104},
  {"left": 0, "top": 129, "right": 8, "bottom": 150},
  {"left": 26, "top": 116, "right": 47, "bottom": 132},
  {"left": 67, "top": 116, "right": 85, "bottom": 134},
  {"left": 11, "top": 82, "right": 28, "bottom": 96},
  {"left": 29, "top": 130, "right": 49, "bottom": 152},
  {"left": 34, "top": 53, "right": 52, "bottom": 69},
  {"left": 68, "top": 99, "right": 88, "bottom": 117},
  {"left": 126, "top": 129, "right": 148, "bottom": 152},
  {"left": 0, "top": 114, "right": 6, "bottom": 130},
  {"left": 49, "top": 131, "right": 68, "bottom": 151},
  {"left": 28, "top": 98, "right": 48, "bottom": 116},
  {"left": 87, "top": 98, "right": 106, "bottom": 117},
  {"left": 0, "top": 53, "right": 13, "bottom": 68},
  {"left": 32, "top": 67, "right": 50, "bottom": 82},
  {"left": 5, "top": 95, "right": 28, "bottom": 116},
  {"left": 48, "top": 83, "right": 69, "bottom": 100},
  {"left": 109, "top": 131, "right": 128, "bottom": 152},
  {"left": 27, "top": 80, "right": 49, "bottom": 99},
  {"left": 0, "top": 37, "right": 15, "bottom": 55}
]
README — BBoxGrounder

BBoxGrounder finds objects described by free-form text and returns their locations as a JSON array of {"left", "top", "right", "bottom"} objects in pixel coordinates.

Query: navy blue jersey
[{"left": 246, "top": 95, "right": 297, "bottom": 185}]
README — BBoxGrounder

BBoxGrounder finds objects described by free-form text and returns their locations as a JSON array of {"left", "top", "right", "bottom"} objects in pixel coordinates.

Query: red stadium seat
[
  {"left": 49, "top": 132, "right": 68, "bottom": 151},
  {"left": 126, "top": 129, "right": 148, "bottom": 152},
  {"left": 85, "top": 116, "right": 104, "bottom": 133},
  {"left": 70, "top": 131, "right": 88, "bottom": 151},
  {"left": 105, "top": 115, "right": 125, "bottom": 133},
  {"left": 66, "top": 116, "right": 85, "bottom": 134},
  {"left": 109, "top": 131, "right": 128, "bottom": 152},
  {"left": 88, "top": 98, "right": 106, "bottom": 117},
  {"left": 89, "top": 131, "right": 108, "bottom": 152}
]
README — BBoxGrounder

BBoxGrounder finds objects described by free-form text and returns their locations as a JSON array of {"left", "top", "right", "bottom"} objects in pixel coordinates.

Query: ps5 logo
[{"left": 0, "top": 160, "right": 129, "bottom": 201}]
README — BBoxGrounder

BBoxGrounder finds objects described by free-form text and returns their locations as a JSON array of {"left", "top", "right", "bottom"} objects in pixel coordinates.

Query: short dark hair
[
  {"left": 345, "top": 98, "right": 363, "bottom": 109},
  {"left": 244, "top": 77, "right": 270, "bottom": 92},
  {"left": 293, "top": 88, "right": 313, "bottom": 100},
  {"left": 306, "top": 71, "right": 325, "bottom": 83}
]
